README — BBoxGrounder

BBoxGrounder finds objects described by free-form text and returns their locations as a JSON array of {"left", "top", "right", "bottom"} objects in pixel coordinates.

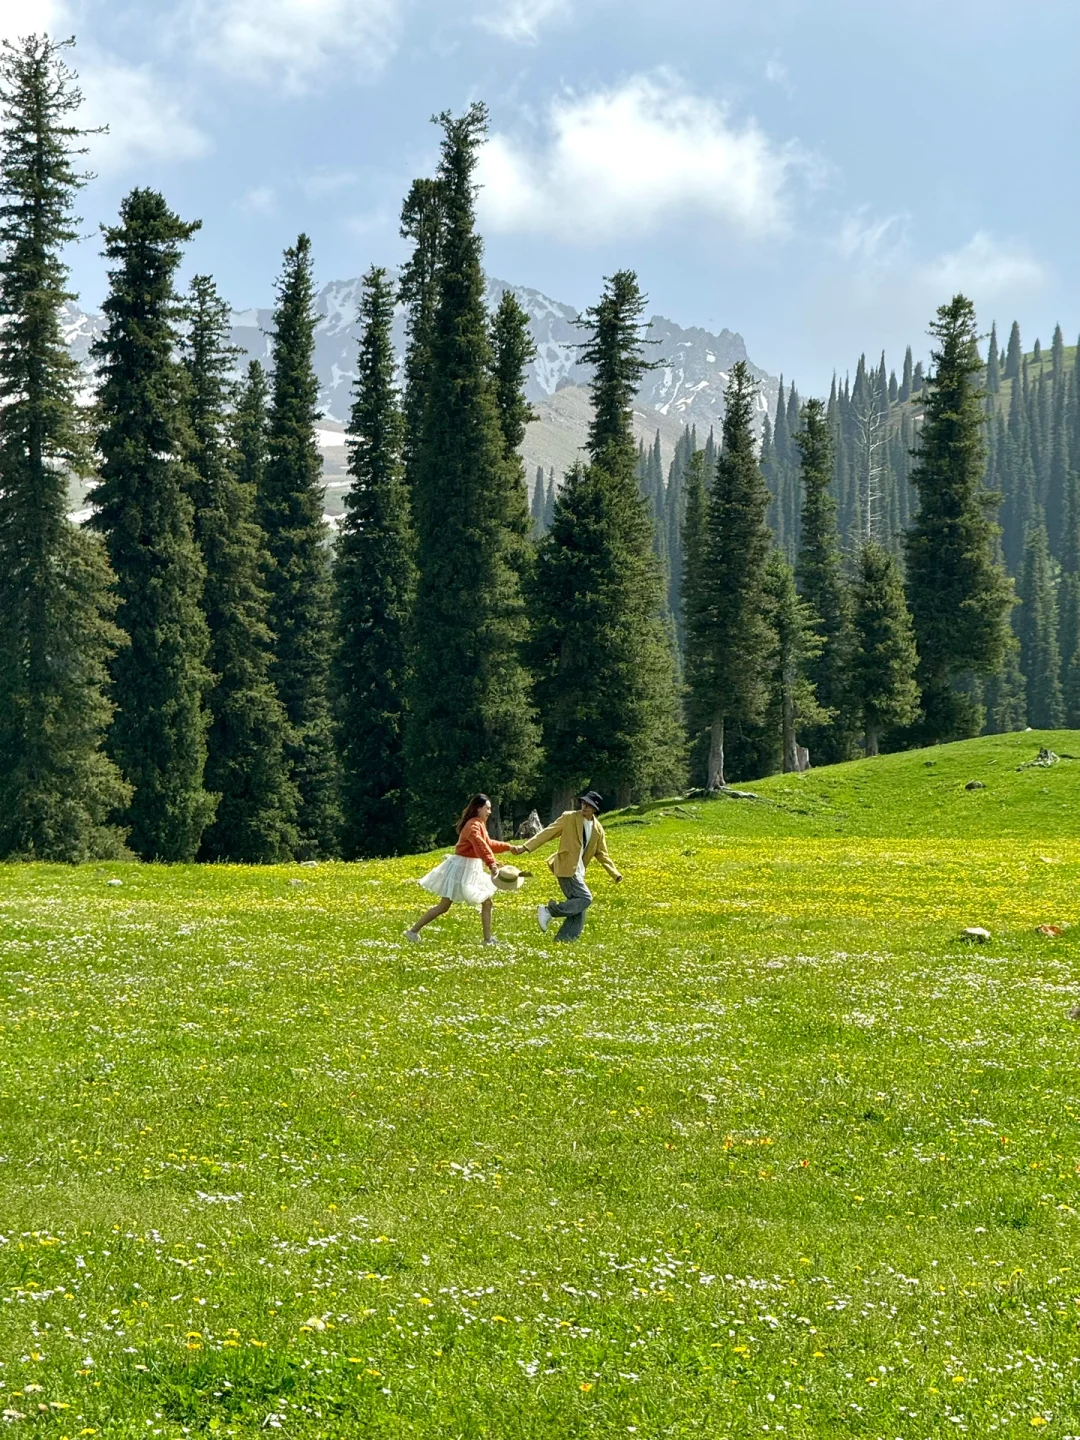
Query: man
[{"left": 513, "top": 790, "right": 622, "bottom": 942}]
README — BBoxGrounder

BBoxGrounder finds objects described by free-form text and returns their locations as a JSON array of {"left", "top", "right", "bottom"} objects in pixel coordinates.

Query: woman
[{"left": 405, "top": 795, "right": 513, "bottom": 946}]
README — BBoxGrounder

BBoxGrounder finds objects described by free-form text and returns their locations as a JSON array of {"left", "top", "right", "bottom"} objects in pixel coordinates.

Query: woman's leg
[
  {"left": 410, "top": 898, "right": 452, "bottom": 933},
  {"left": 481, "top": 898, "right": 494, "bottom": 942}
]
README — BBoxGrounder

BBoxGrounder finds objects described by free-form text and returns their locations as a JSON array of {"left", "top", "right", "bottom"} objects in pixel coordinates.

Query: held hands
[{"left": 509, "top": 844, "right": 526, "bottom": 855}]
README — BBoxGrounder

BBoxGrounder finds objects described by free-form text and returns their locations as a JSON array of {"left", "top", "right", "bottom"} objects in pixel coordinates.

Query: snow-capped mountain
[{"left": 62, "top": 277, "right": 779, "bottom": 507}]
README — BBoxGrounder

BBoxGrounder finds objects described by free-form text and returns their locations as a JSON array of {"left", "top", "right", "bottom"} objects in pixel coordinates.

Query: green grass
[
  {"left": 694, "top": 728, "right": 1080, "bottom": 838},
  {"left": 2, "top": 732, "right": 1080, "bottom": 1436}
]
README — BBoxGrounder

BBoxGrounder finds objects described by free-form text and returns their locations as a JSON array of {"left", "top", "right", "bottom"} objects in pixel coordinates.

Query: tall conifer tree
[
  {"left": 899, "top": 346, "right": 914, "bottom": 403},
  {"left": 0, "top": 35, "right": 129, "bottom": 860},
  {"left": 1016, "top": 523, "right": 1065, "bottom": 728},
  {"left": 405, "top": 107, "right": 540, "bottom": 840},
  {"left": 795, "top": 398, "right": 852, "bottom": 764},
  {"left": 334, "top": 268, "right": 414, "bottom": 858},
  {"left": 530, "top": 465, "right": 546, "bottom": 537},
  {"left": 398, "top": 178, "right": 444, "bottom": 491},
  {"left": 531, "top": 269, "right": 684, "bottom": 808},
  {"left": 1058, "top": 457, "right": 1080, "bottom": 724},
  {"left": 850, "top": 541, "right": 920, "bottom": 755},
  {"left": 182, "top": 275, "right": 297, "bottom": 863},
  {"left": 490, "top": 289, "right": 536, "bottom": 569},
  {"left": 764, "top": 551, "right": 827, "bottom": 773},
  {"left": 905, "top": 295, "right": 1013, "bottom": 741},
  {"left": 679, "top": 449, "right": 710, "bottom": 778},
  {"left": 986, "top": 322, "right": 1001, "bottom": 397},
  {"left": 686, "top": 362, "right": 773, "bottom": 789},
  {"left": 1004, "top": 320, "right": 1022, "bottom": 381},
  {"left": 91, "top": 189, "right": 214, "bottom": 860},
  {"left": 258, "top": 234, "right": 340, "bottom": 858}
]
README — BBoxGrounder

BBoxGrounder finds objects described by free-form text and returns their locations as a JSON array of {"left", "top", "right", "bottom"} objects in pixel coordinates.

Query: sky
[{"left": 4, "top": 0, "right": 1079, "bottom": 393}]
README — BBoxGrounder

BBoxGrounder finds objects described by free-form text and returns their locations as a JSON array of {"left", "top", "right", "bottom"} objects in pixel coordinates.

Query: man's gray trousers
[{"left": 548, "top": 874, "right": 593, "bottom": 942}]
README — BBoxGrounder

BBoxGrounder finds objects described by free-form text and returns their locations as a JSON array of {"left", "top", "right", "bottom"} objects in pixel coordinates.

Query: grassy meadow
[{"left": 2, "top": 731, "right": 1080, "bottom": 1437}]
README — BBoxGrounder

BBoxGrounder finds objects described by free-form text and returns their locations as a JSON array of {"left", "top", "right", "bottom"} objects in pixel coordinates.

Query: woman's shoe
[
  {"left": 482, "top": 936, "right": 500, "bottom": 947},
  {"left": 404, "top": 929, "right": 421, "bottom": 943}
]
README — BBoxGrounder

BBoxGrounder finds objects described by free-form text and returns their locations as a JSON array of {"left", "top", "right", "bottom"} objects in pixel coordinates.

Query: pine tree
[
  {"left": 531, "top": 465, "right": 546, "bottom": 537},
  {"left": 905, "top": 295, "right": 1013, "bottom": 741},
  {"left": 182, "top": 275, "right": 297, "bottom": 863},
  {"left": 1051, "top": 323, "right": 1065, "bottom": 385},
  {"left": 0, "top": 35, "right": 129, "bottom": 860},
  {"left": 531, "top": 269, "right": 684, "bottom": 808},
  {"left": 1046, "top": 380, "right": 1068, "bottom": 557},
  {"left": 986, "top": 322, "right": 1001, "bottom": 396},
  {"left": 850, "top": 541, "right": 920, "bottom": 755},
  {"left": 258, "top": 234, "right": 341, "bottom": 858},
  {"left": 686, "top": 361, "right": 773, "bottom": 789},
  {"left": 1016, "top": 523, "right": 1064, "bottom": 728},
  {"left": 764, "top": 551, "right": 827, "bottom": 773},
  {"left": 405, "top": 106, "right": 540, "bottom": 840},
  {"left": 398, "top": 177, "right": 444, "bottom": 492},
  {"left": 489, "top": 288, "right": 536, "bottom": 570},
  {"left": 544, "top": 469, "right": 557, "bottom": 530},
  {"left": 1058, "top": 455, "right": 1080, "bottom": 724},
  {"left": 334, "top": 267, "right": 414, "bottom": 858},
  {"left": 666, "top": 426, "right": 694, "bottom": 639},
  {"left": 1004, "top": 320, "right": 1022, "bottom": 381},
  {"left": 985, "top": 633, "right": 1027, "bottom": 734},
  {"left": 765, "top": 378, "right": 789, "bottom": 549},
  {"left": 899, "top": 346, "right": 913, "bottom": 403},
  {"left": 680, "top": 448, "right": 710, "bottom": 779},
  {"left": 795, "top": 397, "right": 852, "bottom": 764},
  {"left": 91, "top": 189, "right": 214, "bottom": 860},
  {"left": 912, "top": 360, "right": 925, "bottom": 394}
]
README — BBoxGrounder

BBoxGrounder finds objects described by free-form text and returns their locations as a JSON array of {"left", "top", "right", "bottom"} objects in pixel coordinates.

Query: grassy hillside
[
  {"left": 680, "top": 729, "right": 1080, "bottom": 839},
  {"left": 2, "top": 734, "right": 1080, "bottom": 1436}
]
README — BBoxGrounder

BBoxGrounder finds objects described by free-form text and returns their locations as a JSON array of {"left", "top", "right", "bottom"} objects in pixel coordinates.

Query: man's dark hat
[{"left": 579, "top": 790, "right": 604, "bottom": 812}]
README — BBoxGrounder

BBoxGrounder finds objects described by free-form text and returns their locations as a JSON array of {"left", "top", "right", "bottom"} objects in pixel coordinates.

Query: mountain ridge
[{"left": 61, "top": 276, "right": 780, "bottom": 517}]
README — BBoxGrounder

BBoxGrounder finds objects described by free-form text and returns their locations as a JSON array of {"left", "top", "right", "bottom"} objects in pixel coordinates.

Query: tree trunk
[
  {"left": 549, "top": 784, "right": 574, "bottom": 821},
  {"left": 781, "top": 690, "right": 798, "bottom": 773},
  {"left": 615, "top": 782, "right": 632, "bottom": 810},
  {"left": 707, "top": 715, "right": 725, "bottom": 790},
  {"left": 865, "top": 727, "right": 880, "bottom": 757}
]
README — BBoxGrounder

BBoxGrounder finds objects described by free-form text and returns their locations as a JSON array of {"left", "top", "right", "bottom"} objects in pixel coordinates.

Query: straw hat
[{"left": 493, "top": 864, "right": 529, "bottom": 892}]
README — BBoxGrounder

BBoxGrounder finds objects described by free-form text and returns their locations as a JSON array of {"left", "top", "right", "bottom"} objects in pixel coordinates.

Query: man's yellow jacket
[{"left": 522, "top": 810, "right": 621, "bottom": 881}]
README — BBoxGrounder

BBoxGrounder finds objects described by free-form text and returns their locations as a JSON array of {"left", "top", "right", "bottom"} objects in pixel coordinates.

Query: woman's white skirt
[{"left": 418, "top": 854, "right": 496, "bottom": 907}]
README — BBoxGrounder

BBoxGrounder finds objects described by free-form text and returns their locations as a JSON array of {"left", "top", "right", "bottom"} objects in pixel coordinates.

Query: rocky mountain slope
[{"left": 62, "top": 279, "right": 779, "bottom": 519}]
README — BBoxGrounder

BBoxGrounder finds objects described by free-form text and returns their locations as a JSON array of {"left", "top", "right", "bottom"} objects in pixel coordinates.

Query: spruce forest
[{"left": 1, "top": 33, "right": 1072, "bottom": 864}]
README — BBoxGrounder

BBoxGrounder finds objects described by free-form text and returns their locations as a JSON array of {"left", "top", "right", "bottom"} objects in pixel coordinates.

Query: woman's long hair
[{"left": 455, "top": 794, "right": 490, "bottom": 834}]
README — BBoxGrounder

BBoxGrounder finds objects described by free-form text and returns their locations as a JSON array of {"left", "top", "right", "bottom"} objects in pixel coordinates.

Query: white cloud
[
  {"left": 301, "top": 168, "right": 359, "bottom": 199},
  {"left": 476, "top": 0, "right": 572, "bottom": 44},
  {"left": 342, "top": 207, "right": 393, "bottom": 238},
  {"left": 917, "top": 231, "right": 1047, "bottom": 303},
  {"left": 79, "top": 55, "right": 210, "bottom": 174},
  {"left": 829, "top": 212, "right": 1047, "bottom": 312},
  {"left": 763, "top": 57, "right": 793, "bottom": 95},
  {"left": 0, "top": 10, "right": 208, "bottom": 177},
  {"left": 178, "top": 0, "right": 401, "bottom": 94},
  {"left": 478, "top": 73, "right": 808, "bottom": 243},
  {"left": 237, "top": 185, "right": 277, "bottom": 215},
  {"left": 0, "top": 0, "right": 68, "bottom": 43},
  {"left": 832, "top": 208, "right": 910, "bottom": 267}
]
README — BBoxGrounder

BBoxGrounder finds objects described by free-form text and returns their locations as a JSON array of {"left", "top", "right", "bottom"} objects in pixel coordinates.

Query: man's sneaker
[
  {"left": 536, "top": 904, "right": 551, "bottom": 934},
  {"left": 404, "top": 928, "right": 421, "bottom": 943}
]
